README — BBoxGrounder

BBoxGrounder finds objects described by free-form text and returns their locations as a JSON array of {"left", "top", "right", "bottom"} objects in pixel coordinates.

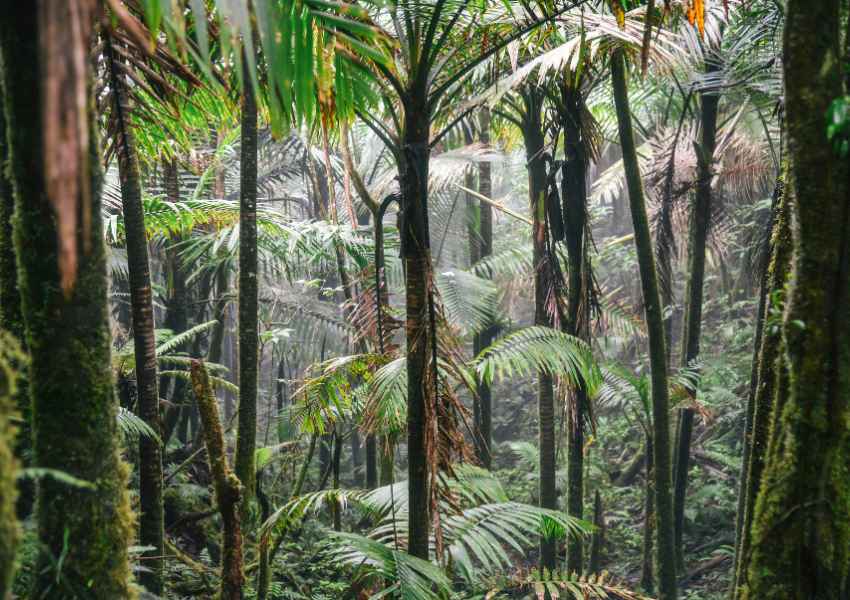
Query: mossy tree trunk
[
  {"left": 611, "top": 48, "right": 677, "bottom": 600},
  {"left": 0, "top": 333, "right": 21, "bottom": 599},
  {"left": 235, "top": 63, "right": 259, "bottom": 517},
  {"left": 672, "top": 59, "right": 720, "bottom": 573},
  {"left": 191, "top": 360, "right": 245, "bottom": 600},
  {"left": 520, "top": 87, "right": 558, "bottom": 572},
  {"left": 1, "top": 6, "right": 135, "bottom": 596},
  {"left": 732, "top": 169, "right": 792, "bottom": 599},
  {"left": 0, "top": 77, "right": 32, "bottom": 521},
  {"left": 106, "top": 37, "right": 165, "bottom": 594},
  {"left": 741, "top": 0, "right": 850, "bottom": 596}
]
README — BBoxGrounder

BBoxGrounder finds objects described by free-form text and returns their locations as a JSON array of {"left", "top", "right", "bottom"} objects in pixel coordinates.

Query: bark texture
[
  {"left": 106, "top": 37, "right": 164, "bottom": 593},
  {"left": 191, "top": 360, "right": 245, "bottom": 600},
  {"left": 741, "top": 1, "right": 850, "bottom": 596},
  {"left": 1, "top": 7, "right": 135, "bottom": 596}
]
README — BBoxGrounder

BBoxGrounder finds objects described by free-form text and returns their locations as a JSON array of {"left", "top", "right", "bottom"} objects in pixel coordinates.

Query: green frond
[
  {"left": 117, "top": 407, "right": 162, "bottom": 445},
  {"left": 473, "top": 326, "right": 594, "bottom": 387},
  {"left": 497, "top": 568, "right": 652, "bottom": 600}
]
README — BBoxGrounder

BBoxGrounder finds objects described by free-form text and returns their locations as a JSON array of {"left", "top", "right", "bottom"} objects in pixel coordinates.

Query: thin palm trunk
[
  {"left": 560, "top": 84, "right": 589, "bottom": 574},
  {"left": 521, "top": 87, "right": 558, "bottom": 572},
  {"left": 611, "top": 49, "right": 677, "bottom": 600},
  {"left": 105, "top": 37, "right": 165, "bottom": 594},
  {"left": 235, "top": 63, "right": 259, "bottom": 514},
  {"left": 1, "top": 7, "right": 134, "bottom": 595},
  {"left": 672, "top": 59, "right": 720, "bottom": 573}
]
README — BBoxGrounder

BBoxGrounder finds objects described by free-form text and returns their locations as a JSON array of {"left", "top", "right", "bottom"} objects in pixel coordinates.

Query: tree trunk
[
  {"left": 641, "top": 433, "right": 655, "bottom": 594},
  {"left": 1, "top": 7, "right": 135, "bottom": 595},
  {"left": 105, "top": 37, "right": 165, "bottom": 594},
  {"left": 235, "top": 63, "right": 259, "bottom": 516},
  {"left": 672, "top": 61, "right": 720, "bottom": 573},
  {"left": 560, "top": 83, "right": 590, "bottom": 575},
  {"left": 400, "top": 93, "right": 433, "bottom": 560},
  {"left": 588, "top": 490, "right": 605, "bottom": 574},
  {"left": 521, "top": 88, "right": 558, "bottom": 572},
  {"left": 732, "top": 169, "right": 792, "bottom": 599},
  {"left": 0, "top": 334, "right": 21, "bottom": 599},
  {"left": 742, "top": 0, "right": 850, "bottom": 595},
  {"left": 611, "top": 49, "right": 677, "bottom": 600},
  {"left": 0, "top": 80, "right": 32, "bottom": 521},
  {"left": 191, "top": 361, "right": 245, "bottom": 600}
]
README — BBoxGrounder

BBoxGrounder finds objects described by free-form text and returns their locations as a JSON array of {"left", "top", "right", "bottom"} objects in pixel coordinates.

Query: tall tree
[
  {"left": 741, "top": 0, "right": 850, "bottom": 596},
  {"left": 671, "top": 48, "right": 721, "bottom": 573},
  {"left": 611, "top": 47, "right": 678, "bottom": 600},
  {"left": 235, "top": 57, "right": 259, "bottom": 515},
  {"left": 0, "top": 4, "right": 134, "bottom": 596},
  {"left": 105, "top": 34, "right": 165, "bottom": 594}
]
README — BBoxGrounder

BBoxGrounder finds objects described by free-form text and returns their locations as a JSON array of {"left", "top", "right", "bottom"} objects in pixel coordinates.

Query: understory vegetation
[{"left": 0, "top": 1, "right": 849, "bottom": 599}]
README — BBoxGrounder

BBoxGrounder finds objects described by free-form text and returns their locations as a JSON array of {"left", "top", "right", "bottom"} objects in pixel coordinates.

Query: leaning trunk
[
  {"left": 1, "top": 7, "right": 135, "bottom": 595},
  {"left": 106, "top": 38, "right": 165, "bottom": 593},
  {"left": 611, "top": 49, "right": 677, "bottom": 600}
]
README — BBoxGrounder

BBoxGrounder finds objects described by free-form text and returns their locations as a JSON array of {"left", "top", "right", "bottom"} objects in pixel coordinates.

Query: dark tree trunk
[
  {"left": 520, "top": 88, "right": 558, "bottom": 572},
  {"left": 106, "top": 37, "right": 165, "bottom": 594},
  {"left": 672, "top": 58, "right": 720, "bottom": 575},
  {"left": 471, "top": 107, "right": 496, "bottom": 469},
  {"left": 560, "top": 84, "right": 589, "bottom": 575},
  {"left": 400, "top": 92, "right": 433, "bottom": 560},
  {"left": 235, "top": 65, "right": 259, "bottom": 514},
  {"left": 611, "top": 49, "right": 678, "bottom": 600},
  {"left": 742, "top": 0, "right": 850, "bottom": 595},
  {"left": 161, "top": 158, "right": 190, "bottom": 446},
  {"left": 588, "top": 490, "right": 605, "bottom": 574},
  {"left": 0, "top": 7, "right": 134, "bottom": 595},
  {"left": 641, "top": 433, "right": 655, "bottom": 594}
]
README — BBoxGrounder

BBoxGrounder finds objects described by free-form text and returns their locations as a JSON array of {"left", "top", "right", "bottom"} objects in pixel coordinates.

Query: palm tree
[
  {"left": 611, "top": 46, "right": 677, "bottom": 600},
  {"left": 0, "top": 5, "right": 134, "bottom": 595}
]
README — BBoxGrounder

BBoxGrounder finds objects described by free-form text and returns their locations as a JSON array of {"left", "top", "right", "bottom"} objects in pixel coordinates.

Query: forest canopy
[{"left": 0, "top": 1, "right": 848, "bottom": 599}]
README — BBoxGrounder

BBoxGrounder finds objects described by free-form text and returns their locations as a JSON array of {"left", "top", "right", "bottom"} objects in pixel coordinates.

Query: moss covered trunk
[
  {"left": 235, "top": 65, "right": 259, "bottom": 515},
  {"left": 1, "top": 6, "right": 135, "bottom": 596},
  {"left": 0, "top": 334, "right": 21, "bottom": 599},
  {"left": 611, "top": 48, "right": 677, "bottom": 600},
  {"left": 732, "top": 170, "right": 792, "bottom": 599},
  {"left": 106, "top": 37, "right": 164, "bottom": 594},
  {"left": 741, "top": 0, "right": 850, "bottom": 596},
  {"left": 191, "top": 360, "right": 245, "bottom": 599},
  {"left": 672, "top": 61, "right": 719, "bottom": 573}
]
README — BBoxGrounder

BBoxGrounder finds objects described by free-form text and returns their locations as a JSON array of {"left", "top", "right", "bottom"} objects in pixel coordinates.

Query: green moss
[{"left": 0, "top": 331, "right": 22, "bottom": 597}]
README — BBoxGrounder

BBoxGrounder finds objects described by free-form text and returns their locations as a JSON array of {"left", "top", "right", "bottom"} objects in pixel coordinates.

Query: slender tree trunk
[
  {"left": 641, "top": 433, "right": 655, "bottom": 594},
  {"left": 400, "top": 93, "right": 433, "bottom": 560},
  {"left": 560, "top": 84, "right": 590, "bottom": 574},
  {"left": 732, "top": 168, "right": 792, "bottom": 599},
  {"left": 742, "top": 1, "right": 850, "bottom": 595},
  {"left": 521, "top": 88, "right": 558, "bottom": 572},
  {"left": 105, "top": 38, "right": 165, "bottom": 594},
  {"left": 191, "top": 361, "right": 244, "bottom": 600},
  {"left": 0, "top": 80, "right": 32, "bottom": 521},
  {"left": 1, "top": 7, "right": 135, "bottom": 595},
  {"left": 380, "top": 436, "right": 395, "bottom": 486},
  {"left": 588, "top": 490, "right": 605, "bottom": 574},
  {"left": 235, "top": 64, "right": 259, "bottom": 515},
  {"left": 611, "top": 49, "right": 677, "bottom": 600},
  {"left": 672, "top": 62, "right": 719, "bottom": 573},
  {"left": 162, "top": 158, "right": 190, "bottom": 446}
]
